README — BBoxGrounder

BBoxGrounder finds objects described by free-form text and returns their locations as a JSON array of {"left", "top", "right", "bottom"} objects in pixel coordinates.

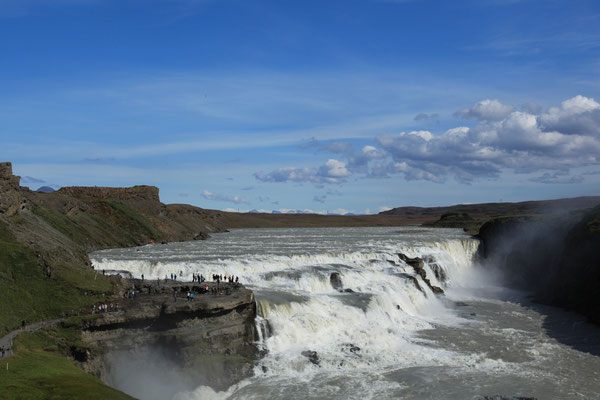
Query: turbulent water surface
[{"left": 91, "top": 227, "right": 600, "bottom": 400}]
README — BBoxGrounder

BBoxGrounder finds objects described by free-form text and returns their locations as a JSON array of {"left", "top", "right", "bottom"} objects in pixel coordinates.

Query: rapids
[{"left": 90, "top": 226, "right": 600, "bottom": 400}]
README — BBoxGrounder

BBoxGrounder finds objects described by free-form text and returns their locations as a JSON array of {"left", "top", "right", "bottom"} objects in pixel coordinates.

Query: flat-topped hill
[
  {"left": 380, "top": 196, "right": 600, "bottom": 218},
  {"left": 0, "top": 162, "right": 230, "bottom": 335},
  {"left": 58, "top": 185, "right": 160, "bottom": 203}
]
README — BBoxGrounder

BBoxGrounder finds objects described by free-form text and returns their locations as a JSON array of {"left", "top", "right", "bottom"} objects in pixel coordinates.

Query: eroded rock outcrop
[
  {"left": 0, "top": 162, "right": 27, "bottom": 216},
  {"left": 59, "top": 185, "right": 162, "bottom": 216},
  {"left": 398, "top": 253, "right": 444, "bottom": 294},
  {"left": 81, "top": 279, "right": 258, "bottom": 392}
]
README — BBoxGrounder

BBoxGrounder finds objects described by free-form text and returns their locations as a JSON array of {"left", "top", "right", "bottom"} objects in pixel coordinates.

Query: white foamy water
[{"left": 90, "top": 227, "right": 600, "bottom": 400}]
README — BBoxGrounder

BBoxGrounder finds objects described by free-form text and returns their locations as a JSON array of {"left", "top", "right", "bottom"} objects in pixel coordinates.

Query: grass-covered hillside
[
  {"left": 0, "top": 319, "right": 134, "bottom": 400},
  {"left": 0, "top": 172, "right": 228, "bottom": 334},
  {"left": 0, "top": 219, "right": 114, "bottom": 334}
]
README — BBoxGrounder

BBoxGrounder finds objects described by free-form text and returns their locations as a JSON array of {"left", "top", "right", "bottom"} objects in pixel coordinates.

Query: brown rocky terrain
[
  {"left": 81, "top": 279, "right": 257, "bottom": 394},
  {"left": 0, "top": 162, "right": 255, "bottom": 395}
]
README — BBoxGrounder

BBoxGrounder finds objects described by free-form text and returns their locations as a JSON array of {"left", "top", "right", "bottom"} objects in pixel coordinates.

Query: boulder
[
  {"left": 341, "top": 343, "right": 361, "bottom": 353},
  {"left": 301, "top": 350, "right": 320, "bottom": 366},
  {"left": 193, "top": 231, "right": 210, "bottom": 240},
  {"left": 330, "top": 272, "right": 343, "bottom": 291}
]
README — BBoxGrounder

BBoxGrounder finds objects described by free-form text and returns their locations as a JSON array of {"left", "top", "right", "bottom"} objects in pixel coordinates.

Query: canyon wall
[{"left": 477, "top": 205, "right": 600, "bottom": 323}]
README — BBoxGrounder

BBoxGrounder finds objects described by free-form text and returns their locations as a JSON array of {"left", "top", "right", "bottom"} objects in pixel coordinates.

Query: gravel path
[{"left": 0, "top": 319, "right": 62, "bottom": 360}]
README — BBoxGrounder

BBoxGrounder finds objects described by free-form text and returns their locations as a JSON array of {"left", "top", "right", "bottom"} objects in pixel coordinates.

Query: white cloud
[
  {"left": 201, "top": 190, "right": 248, "bottom": 204},
  {"left": 374, "top": 95, "right": 600, "bottom": 184},
  {"left": 254, "top": 167, "right": 317, "bottom": 183},
  {"left": 253, "top": 96, "right": 600, "bottom": 187},
  {"left": 319, "top": 159, "right": 351, "bottom": 179},
  {"left": 456, "top": 99, "right": 515, "bottom": 121},
  {"left": 255, "top": 159, "right": 351, "bottom": 185},
  {"left": 538, "top": 95, "right": 600, "bottom": 137}
]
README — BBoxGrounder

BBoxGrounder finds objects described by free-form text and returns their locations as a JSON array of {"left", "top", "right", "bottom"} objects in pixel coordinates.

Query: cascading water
[{"left": 90, "top": 226, "right": 600, "bottom": 400}]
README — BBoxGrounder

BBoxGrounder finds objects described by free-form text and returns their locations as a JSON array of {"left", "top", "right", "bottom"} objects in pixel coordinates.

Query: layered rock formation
[
  {"left": 398, "top": 253, "right": 444, "bottom": 294},
  {"left": 0, "top": 161, "right": 257, "bottom": 394},
  {"left": 81, "top": 280, "right": 258, "bottom": 393},
  {"left": 0, "top": 162, "right": 27, "bottom": 216}
]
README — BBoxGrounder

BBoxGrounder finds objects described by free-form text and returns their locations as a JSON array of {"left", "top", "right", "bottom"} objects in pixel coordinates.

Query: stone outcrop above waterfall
[
  {"left": 80, "top": 279, "right": 258, "bottom": 392},
  {"left": 398, "top": 253, "right": 444, "bottom": 294}
]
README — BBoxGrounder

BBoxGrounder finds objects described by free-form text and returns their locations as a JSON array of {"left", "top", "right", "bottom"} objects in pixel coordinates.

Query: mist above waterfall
[
  {"left": 478, "top": 213, "right": 582, "bottom": 296},
  {"left": 106, "top": 346, "right": 196, "bottom": 400}
]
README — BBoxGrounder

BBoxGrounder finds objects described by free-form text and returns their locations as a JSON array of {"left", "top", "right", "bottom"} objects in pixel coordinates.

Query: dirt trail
[{"left": 0, "top": 319, "right": 62, "bottom": 360}]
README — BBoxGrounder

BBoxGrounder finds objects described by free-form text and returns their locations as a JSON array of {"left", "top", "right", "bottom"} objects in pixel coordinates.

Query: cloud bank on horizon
[
  {"left": 254, "top": 95, "right": 600, "bottom": 193},
  {"left": 1, "top": 0, "right": 599, "bottom": 213}
]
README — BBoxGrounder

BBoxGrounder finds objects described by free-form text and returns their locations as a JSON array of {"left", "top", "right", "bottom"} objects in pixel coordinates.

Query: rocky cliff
[
  {"left": 0, "top": 161, "right": 256, "bottom": 396},
  {"left": 477, "top": 205, "right": 600, "bottom": 323},
  {"left": 0, "top": 161, "right": 26, "bottom": 216},
  {"left": 80, "top": 279, "right": 258, "bottom": 396},
  {"left": 0, "top": 161, "right": 233, "bottom": 331}
]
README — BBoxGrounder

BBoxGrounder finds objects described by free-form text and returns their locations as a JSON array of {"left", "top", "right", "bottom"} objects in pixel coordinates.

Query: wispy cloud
[
  {"left": 20, "top": 175, "right": 45, "bottom": 184},
  {"left": 201, "top": 190, "right": 248, "bottom": 204},
  {"left": 255, "top": 159, "right": 351, "bottom": 185},
  {"left": 455, "top": 99, "right": 515, "bottom": 121},
  {"left": 414, "top": 113, "right": 440, "bottom": 125},
  {"left": 529, "top": 172, "right": 584, "bottom": 184}
]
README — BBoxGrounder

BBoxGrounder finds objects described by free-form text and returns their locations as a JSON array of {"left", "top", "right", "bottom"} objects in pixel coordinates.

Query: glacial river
[{"left": 90, "top": 226, "right": 600, "bottom": 400}]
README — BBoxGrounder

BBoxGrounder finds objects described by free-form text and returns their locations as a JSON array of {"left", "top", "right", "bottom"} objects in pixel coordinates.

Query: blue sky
[{"left": 2, "top": 0, "right": 600, "bottom": 214}]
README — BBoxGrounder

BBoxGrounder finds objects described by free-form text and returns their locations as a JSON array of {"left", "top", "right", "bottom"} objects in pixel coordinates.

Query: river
[{"left": 90, "top": 226, "right": 600, "bottom": 400}]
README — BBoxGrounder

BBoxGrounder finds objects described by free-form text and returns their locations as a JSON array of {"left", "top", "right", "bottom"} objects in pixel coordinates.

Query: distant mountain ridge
[{"left": 379, "top": 196, "right": 600, "bottom": 218}]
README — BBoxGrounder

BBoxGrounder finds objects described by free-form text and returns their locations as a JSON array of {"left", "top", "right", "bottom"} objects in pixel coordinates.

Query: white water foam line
[{"left": 92, "top": 237, "right": 522, "bottom": 379}]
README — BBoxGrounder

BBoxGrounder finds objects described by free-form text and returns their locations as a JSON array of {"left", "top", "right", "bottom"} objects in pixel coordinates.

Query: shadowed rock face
[
  {"left": 0, "top": 162, "right": 25, "bottom": 216},
  {"left": 81, "top": 279, "right": 258, "bottom": 392},
  {"left": 398, "top": 253, "right": 444, "bottom": 294},
  {"left": 477, "top": 206, "right": 600, "bottom": 323},
  {"left": 330, "top": 272, "right": 343, "bottom": 291}
]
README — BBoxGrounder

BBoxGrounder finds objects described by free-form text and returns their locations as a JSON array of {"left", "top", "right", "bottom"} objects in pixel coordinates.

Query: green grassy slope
[
  {"left": 0, "top": 220, "right": 114, "bottom": 334},
  {"left": 0, "top": 325, "right": 134, "bottom": 400}
]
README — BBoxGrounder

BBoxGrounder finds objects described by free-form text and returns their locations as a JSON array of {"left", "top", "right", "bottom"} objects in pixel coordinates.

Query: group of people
[
  {"left": 167, "top": 272, "right": 179, "bottom": 281},
  {"left": 212, "top": 274, "right": 239, "bottom": 284},
  {"left": 92, "top": 303, "right": 118, "bottom": 313},
  {"left": 192, "top": 273, "right": 205, "bottom": 282}
]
